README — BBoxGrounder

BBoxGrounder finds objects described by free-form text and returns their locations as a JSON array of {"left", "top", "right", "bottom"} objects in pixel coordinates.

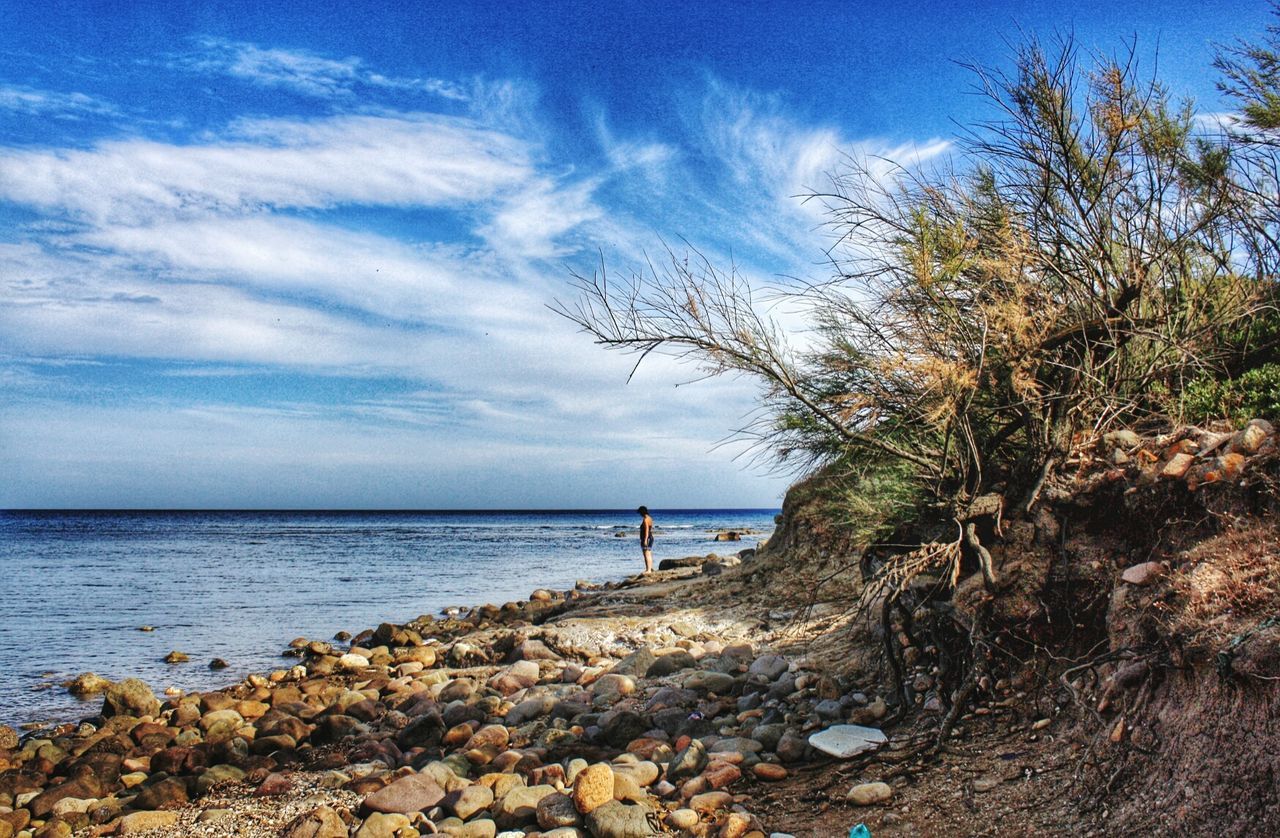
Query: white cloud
[
  {"left": 0, "top": 113, "right": 532, "bottom": 225},
  {"left": 483, "top": 177, "right": 605, "bottom": 259},
  {"left": 187, "top": 38, "right": 468, "bottom": 101}
]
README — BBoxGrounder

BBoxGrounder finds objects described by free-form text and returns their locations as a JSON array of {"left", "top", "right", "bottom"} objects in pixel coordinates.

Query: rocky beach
[
  {"left": 4, "top": 419, "right": 1280, "bottom": 837},
  {"left": 0, "top": 542, "right": 854, "bottom": 838},
  {"left": 2, "top": 532, "right": 1021, "bottom": 838}
]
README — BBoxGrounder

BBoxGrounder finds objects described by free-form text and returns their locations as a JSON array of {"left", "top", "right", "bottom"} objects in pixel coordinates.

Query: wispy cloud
[
  {"left": 0, "top": 84, "right": 118, "bottom": 118},
  {"left": 0, "top": 113, "right": 532, "bottom": 225},
  {"left": 184, "top": 38, "right": 468, "bottom": 101}
]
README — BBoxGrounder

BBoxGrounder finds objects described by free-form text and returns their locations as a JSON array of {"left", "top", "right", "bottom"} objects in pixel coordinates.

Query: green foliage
[
  {"left": 810, "top": 455, "right": 926, "bottom": 549},
  {"left": 1183, "top": 363, "right": 1280, "bottom": 423},
  {"left": 1215, "top": 3, "right": 1280, "bottom": 131}
]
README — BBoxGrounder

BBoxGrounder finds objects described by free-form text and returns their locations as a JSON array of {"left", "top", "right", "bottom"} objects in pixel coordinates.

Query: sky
[{"left": 0, "top": 0, "right": 1270, "bottom": 509}]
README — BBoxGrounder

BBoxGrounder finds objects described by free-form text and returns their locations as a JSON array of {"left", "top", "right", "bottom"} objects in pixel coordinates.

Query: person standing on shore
[{"left": 638, "top": 506, "right": 654, "bottom": 573}]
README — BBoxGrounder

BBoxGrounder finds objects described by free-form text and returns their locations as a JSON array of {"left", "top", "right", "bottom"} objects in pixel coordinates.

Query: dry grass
[{"left": 1161, "top": 521, "right": 1280, "bottom": 648}]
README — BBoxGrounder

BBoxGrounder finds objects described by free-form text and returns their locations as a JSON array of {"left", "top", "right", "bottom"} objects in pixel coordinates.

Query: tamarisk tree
[{"left": 555, "top": 37, "right": 1274, "bottom": 728}]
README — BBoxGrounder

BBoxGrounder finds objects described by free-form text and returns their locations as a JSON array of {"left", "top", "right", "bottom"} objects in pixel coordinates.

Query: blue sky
[{"left": 0, "top": 0, "right": 1269, "bottom": 509}]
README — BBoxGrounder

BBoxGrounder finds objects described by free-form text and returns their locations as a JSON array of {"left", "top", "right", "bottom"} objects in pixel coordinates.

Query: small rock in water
[
  {"left": 164, "top": 650, "right": 189, "bottom": 664},
  {"left": 138, "top": 625, "right": 155, "bottom": 632},
  {"left": 208, "top": 658, "right": 229, "bottom": 670},
  {"left": 808, "top": 724, "right": 887, "bottom": 758},
  {"left": 65, "top": 672, "right": 112, "bottom": 696}
]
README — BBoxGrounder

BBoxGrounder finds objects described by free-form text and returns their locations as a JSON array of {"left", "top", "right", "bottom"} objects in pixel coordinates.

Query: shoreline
[
  {"left": 3, "top": 546, "right": 840, "bottom": 837},
  {"left": 0, "top": 510, "right": 777, "bottom": 731}
]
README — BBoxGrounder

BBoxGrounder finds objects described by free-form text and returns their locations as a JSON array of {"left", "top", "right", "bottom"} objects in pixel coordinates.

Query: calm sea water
[{"left": 0, "top": 509, "right": 775, "bottom": 728}]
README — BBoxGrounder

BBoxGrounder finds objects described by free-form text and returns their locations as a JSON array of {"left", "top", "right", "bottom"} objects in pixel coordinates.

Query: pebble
[
  {"left": 973, "top": 776, "right": 1001, "bottom": 792},
  {"left": 1121, "top": 561, "right": 1164, "bottom": 586},
  {"left": 689, "top": 791, "right": 733, "bottom": 813},
  {"left": 585, "top": 799, "right": 659, "bottom": 838},
  {"left": 752, "top": 763, "right": 787, "bottom": 781},
  {"left": 117, "top": 811, "right": 180, "bottom": 834},
  {"left": 683, "top": 671, "right": 737, "bottom": 693},
  {"left": 536, "top": 791, "right": 582, "bottom": 829},
  {"left": 355, "top": 812, "right": 413, "bottom": 838},
  {"left": 847, "top": 781, "right": 894, "bottom": 805},
  {"left": 445, "top": 784, "right": 494, "bottom": 820},
  {"left": 362, "top": 773, "right": 446, "bottom": 814},
  {"left": 571, "top": 763, "right": 614, "bottom": 814}
]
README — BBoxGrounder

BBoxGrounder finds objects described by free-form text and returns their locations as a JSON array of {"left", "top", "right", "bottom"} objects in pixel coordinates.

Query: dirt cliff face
[
  {"left": 1069, "top": 429, "right": 1280, "bottom": 836},
  {"left": 757, "top": 421, "right": 1280, "bottom": 836}
]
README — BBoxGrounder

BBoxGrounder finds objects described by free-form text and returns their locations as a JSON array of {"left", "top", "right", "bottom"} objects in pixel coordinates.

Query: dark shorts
[{"left": 644, "top": 536, "right": 654, "bottom": 549}]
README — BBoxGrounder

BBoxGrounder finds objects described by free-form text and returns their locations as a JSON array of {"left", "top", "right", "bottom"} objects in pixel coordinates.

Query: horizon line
[{"left": 1, "top": 506, "right": 782, "bottom": 514}]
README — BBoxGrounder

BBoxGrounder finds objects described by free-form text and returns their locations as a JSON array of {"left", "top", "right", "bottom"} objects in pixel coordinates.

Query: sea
[{"left": 0, "top": 508, "right": 776, "bottom": 728}]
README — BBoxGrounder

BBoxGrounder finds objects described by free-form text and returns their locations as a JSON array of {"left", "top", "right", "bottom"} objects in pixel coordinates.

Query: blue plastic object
[{"left": 850, "top": 825, "right": 872, "bottom": 838}]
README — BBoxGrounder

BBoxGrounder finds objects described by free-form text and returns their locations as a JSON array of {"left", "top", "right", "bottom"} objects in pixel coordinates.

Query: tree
[{"left": 555, "top": 35, "right": 1272, "bottom": 728}]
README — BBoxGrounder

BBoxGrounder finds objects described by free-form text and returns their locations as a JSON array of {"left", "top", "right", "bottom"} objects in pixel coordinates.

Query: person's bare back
[{"left": 637, "top": 505, "right": 654, "bottom": 573}]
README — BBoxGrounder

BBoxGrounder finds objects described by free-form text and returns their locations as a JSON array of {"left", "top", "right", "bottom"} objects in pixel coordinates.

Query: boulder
[
  {"left": 489, "top": 660, "right": 541, "bottom": 694},
  {"left": 602, "top": 711, "right": 649, "bottom": 748},
  {"left": 28, "top": 776, "right": 104, "bottom": 819},
  {"left": 747, "top": 655, "right": 789, "bottom": 681},
  {"left": 752, "top": 762, "right": 787, "bottom": 781},
  {"left": 132, "top": 777, "right": 190, "bottom": 811},
  {"left": 1231, "top": 420, "right": 1272, "bottom": 455},
  {"left": 683, "top": 671, "right": 737, "bottom": 694},
  {"left": 102, "top": 678, "right": 160, "bottom": 718},
  {"left": 591, "top": 674, "right": 636, "bottom": 702},
  {"left": 1160, "top": 453, "right": 1195, "bottom": 480},
  {"left": 1102, "top": 429, "right": 1141, "bottom": 451},
  {"left": 513, "top": 639, "right": 560, "bottom": 661},
  {"left": 657, "top": 556, "right": 703, "bottom": 570},
  {"left": 666, "top": 740, "right": 708, "bottom": 781},
  {"left": 338, "top": 653, "right": 370, "bottom": 671},
  {"left": 443, "top": 819, "right": 497, "bottom": 838}
]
